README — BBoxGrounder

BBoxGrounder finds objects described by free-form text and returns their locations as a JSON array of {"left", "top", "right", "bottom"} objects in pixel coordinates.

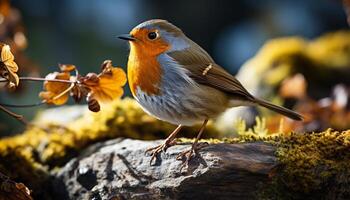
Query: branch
[
  {"left": 0, "top": 105, "right": 28, "bottom": 124},
  {"left": 0, "top": 102, "right": 45, "bottom": 107},
  {"left": 0, "top": 77, "right": 75, "bottom": 84}
]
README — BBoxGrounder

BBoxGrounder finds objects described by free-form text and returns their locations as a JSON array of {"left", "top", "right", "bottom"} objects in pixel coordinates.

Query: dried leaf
[
  {"left": 87, "top": 94, "right": 100, "bottom": 112},
  {"left": 0, "top": 172, "right": 33, "bottom": 200},
  {"left": 81, "top": 73, "right": 99, "bottom": 86},
  {"left": 39, "top": 72, "right": 71, "bottom": 105},
  {"left": 0, "top": 44, "right": 19, "bottom": 88},
  {"left": 101, "top": 59, "right": 113, "bottom": 72},
  {"left": 70, "top": 85, "right": 88, "bottom": 103},
  {"left": 59, "top": 64, "right": 76, "bottom": 73},
  {"left": 87, "top": 61, "right": 126, "bottom": 102},
  {"left": 279, "top": 73, "right": 307, "bottom": 99}
]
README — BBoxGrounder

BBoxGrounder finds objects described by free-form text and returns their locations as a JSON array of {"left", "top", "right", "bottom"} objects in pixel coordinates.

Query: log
[{"left": 51, "top": 138, "right": 276, "bottom": 200}]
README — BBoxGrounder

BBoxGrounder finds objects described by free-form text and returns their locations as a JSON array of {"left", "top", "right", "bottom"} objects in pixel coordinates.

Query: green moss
[
  {"left": 1, "top": 99, "right": 350, "bottom": 199},
  {"left": 179, "top": 124, "right": 350, "bottom": 199},
  {"left": 258, "top": 129, "right": 350, "bottom": 199}
]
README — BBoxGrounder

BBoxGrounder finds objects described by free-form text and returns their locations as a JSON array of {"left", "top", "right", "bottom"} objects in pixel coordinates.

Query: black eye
[{"left": 148, "top": 32, "right": 157, "bottom": 40}]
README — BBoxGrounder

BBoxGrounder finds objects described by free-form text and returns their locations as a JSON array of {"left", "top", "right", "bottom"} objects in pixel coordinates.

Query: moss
[
  {"left": 237, "top": 31, "right": 350, "bottom": 105},
  {"left": 1, "top": 30, "right": 350, "bottom": 198},
  {"left": 176, "top": 117, "right": 279, "bottom": 144},
  {"left": 258, "top": 129, "right": 350, "bottom": 199},
  {"left": 0, "top": 98, "right": 220, "bottom": 197},
  {"left": 179, "top": 122, "right": 350, "bottom": 199},
  {"left": 307, "top": 31, "right": 350, "bottom": 69},
  {"left": 1, "top": 100, "right": 350, "bottom": 199}
]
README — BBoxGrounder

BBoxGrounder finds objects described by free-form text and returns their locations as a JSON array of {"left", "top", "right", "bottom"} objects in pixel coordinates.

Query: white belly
[{"left": 134, "top": 84, "right": 228, "bottom": 126}]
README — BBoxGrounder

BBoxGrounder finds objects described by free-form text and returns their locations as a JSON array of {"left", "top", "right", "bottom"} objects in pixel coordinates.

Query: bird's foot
[
  {"left": 145, "top": 140, "right": 176, "bottom": 165},
  {"left": 176, "top": 142, "right": 209, "bottom": 172}
]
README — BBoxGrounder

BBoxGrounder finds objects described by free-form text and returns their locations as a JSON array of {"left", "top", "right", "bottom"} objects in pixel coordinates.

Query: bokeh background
[{"left": 0, "top": 0, "right": 348, "bottom": 136}]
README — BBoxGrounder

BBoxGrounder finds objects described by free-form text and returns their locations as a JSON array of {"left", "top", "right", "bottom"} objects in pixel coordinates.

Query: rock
[
  {"left": 51, "top": 138, "right": 276, "bottom": 200},
  {"left": 34, "top": 105, "right": 88, "bottom": 125}
]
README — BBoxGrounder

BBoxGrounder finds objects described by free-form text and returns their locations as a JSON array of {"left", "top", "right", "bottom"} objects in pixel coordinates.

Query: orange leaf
[
  {"left": 81, "top": 73, "right": 99, "bottom": 86},
  {"left": 39, "top": 72, "right": 71, "bottom": 105},
  {"left": 86, "top": 61, "right": 126, "bottom": 103},
  {"left": 90, "top": 67, "right": 126, "bottom": 102}
]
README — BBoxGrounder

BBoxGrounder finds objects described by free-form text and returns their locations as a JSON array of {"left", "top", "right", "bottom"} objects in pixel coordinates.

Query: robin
[{"left": 118, "top": 19, "right": 302, "bottom": 168}]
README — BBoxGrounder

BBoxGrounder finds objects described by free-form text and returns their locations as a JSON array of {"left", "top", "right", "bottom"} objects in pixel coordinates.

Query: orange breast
[{"left": 127, "top": 44, "right": 163, "bottom": 96}]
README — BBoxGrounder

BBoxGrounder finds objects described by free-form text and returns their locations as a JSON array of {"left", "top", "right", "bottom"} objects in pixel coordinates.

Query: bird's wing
[
  {"left": 167, "top": 43, "right": 255, "bottom": 100},
  {"left": 167, "top": 42, "right": 303, "bottom": 121}
]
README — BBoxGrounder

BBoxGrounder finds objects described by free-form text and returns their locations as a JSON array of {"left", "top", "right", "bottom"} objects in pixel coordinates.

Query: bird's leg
[
  {"left": 145, "top": 124, "right": 182, "bottom": 165},
  {"left": 176, "top": 119, "right": 209, "bottom": 170}
]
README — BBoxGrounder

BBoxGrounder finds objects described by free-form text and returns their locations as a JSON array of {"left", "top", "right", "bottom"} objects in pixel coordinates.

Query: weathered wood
[{"left": 51, "top": 138, "right": 276, "bottom": 200}]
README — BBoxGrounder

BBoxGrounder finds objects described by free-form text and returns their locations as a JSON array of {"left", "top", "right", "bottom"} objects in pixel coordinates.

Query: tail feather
[{"left": 254, "top": 98, "right": 303, "bottom": 121}]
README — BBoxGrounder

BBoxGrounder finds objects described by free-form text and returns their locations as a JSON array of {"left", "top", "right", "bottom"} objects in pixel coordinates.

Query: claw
[
  {"left": 176, "top": 142, "right": 209, "bottom": 172},
  {"left": 177, "top": 148, "right": 195, "bottom": 172},
  {"left": 145, "top": 141, "right": 176, "bottom": 165},
  {"left": 145, "top": 124, "right": 183, "bottom": 165}
]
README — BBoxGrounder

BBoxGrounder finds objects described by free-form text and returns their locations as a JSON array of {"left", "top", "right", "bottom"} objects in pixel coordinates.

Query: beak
[{"left": 117, "top": 34, "right": 135, "bottom": 41}]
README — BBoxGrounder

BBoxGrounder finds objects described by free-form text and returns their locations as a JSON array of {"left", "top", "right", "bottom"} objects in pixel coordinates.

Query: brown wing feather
[
  {"left": 167, "top": 40, "right": 254, "bottom": 100},
  {"left": 167, "top": 38, "right": 303, "bottom": 121}
]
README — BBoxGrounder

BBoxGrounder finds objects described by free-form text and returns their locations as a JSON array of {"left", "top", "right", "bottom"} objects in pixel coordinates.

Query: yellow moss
[
  {"left": 178, "top": 126, "right": 350, "bottom": 198},
  {"left": 307, "top": 31, "right": 350, "bottom": 68},
  {"left": 258, "top": 129, "right": 350, "bottom": 199},
  {"left": 234, "top": 116, "right": 280, "bottom": 139},
  {"left": 237, "top": 37, "right": 307, "bottom": 90},
  {"left": 237, "top": 31, "right": 350, "bottom": 105},
  {"left": 1, "top": 30, "right": 350, "bottom": 198},
  {"left": 0, "top": 98, "right": 220, "bottom": 197},
  {"left": 276, "top": 129, "right": 350, "bottom": 189},
  {"left": 177, "top": 117, "right": 278, "bottom": 144}
]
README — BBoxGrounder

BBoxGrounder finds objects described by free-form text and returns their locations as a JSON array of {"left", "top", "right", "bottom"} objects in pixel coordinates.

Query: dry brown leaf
[
  {"left": 0, "top": 44, "right": 19, "bottom": 88},
  {"left": 0, "top": 172, "right": 33, "bottom": 200},
  {"left": 86, "top": 94, "right": 100, "bottom": 112},
  {"left": 59, "top": 64, "right": 76, "bottom": 73},
  {"left": 81, "top": 73, "right": 99, "bottom": 86},
  {"left": 39, "top": 72, "right": 71, "bottom": 105}
]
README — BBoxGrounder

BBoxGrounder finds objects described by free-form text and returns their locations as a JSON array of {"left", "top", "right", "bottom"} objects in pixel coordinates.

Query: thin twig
[
  {"left": 0, "top": 77, "right": 75, "bottom": 84},
  {"left": 0, "top": 105, "right": 28, "bottom": 125},
  {"left": 0, "top": 76, "right": 77, "bottom": 125},
  {"left": 51, "top": 83, "right": 75, "bottom": 101},
  {"left": 0, "top": 102, "right": 45, "bottom": 107},
  {"left": 0, "top": 81, "right": 75, "bottom": 108}
]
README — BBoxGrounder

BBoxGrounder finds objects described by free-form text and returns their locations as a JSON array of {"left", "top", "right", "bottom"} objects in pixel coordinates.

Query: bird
[{"left": 118, "top": 19, "right": 303, "bottom": 168}]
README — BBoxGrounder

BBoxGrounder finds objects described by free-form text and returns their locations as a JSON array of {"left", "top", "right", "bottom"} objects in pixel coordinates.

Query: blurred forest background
[{"left": 0, "top": 0, "right": 348, "bottom": 136}]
